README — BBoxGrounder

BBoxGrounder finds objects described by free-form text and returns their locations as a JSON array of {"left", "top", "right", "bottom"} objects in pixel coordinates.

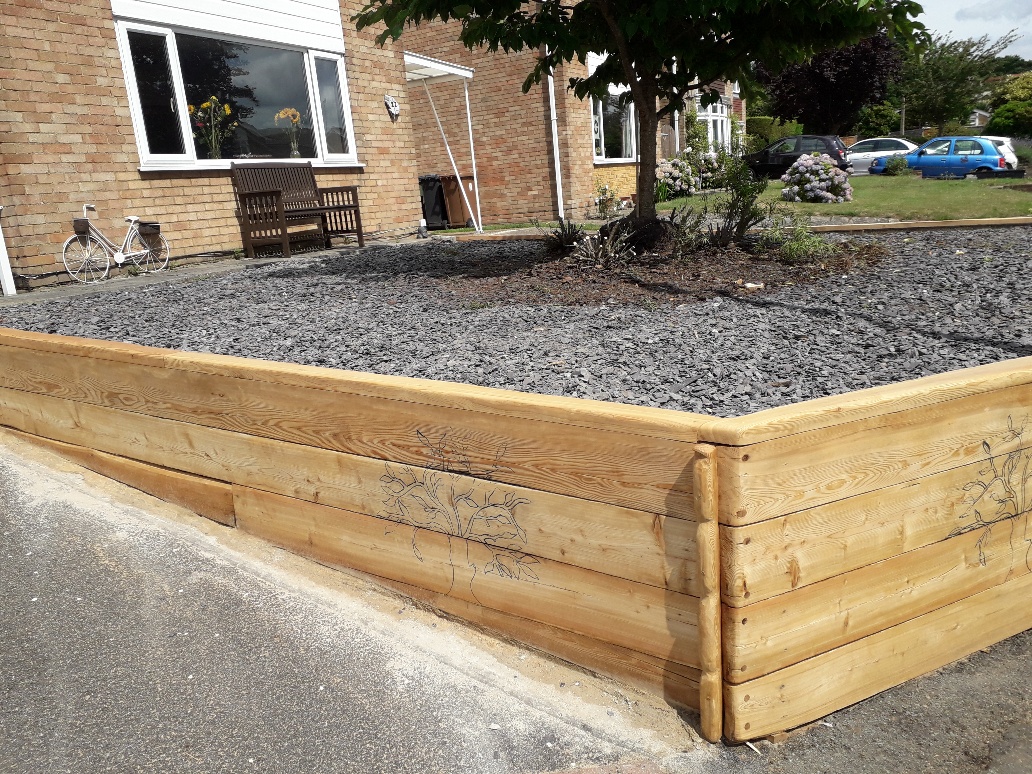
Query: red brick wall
[
  {"left": 0, "top": 0, "right": 422, "bottom": 287},
  {"left": 402, "top": 21, "right": 596, "bottom": 225}
]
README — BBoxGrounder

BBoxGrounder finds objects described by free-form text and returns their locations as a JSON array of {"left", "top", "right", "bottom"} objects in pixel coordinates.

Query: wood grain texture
[
  {"left": 718, "top": 383, "right": 1031, "bottom": 525},
  {"left": 0, "top": 340, "right": 697, "bottom": 518},
  {"left": 0, "top": 328, "right": 709, "bottom": 441},
  {"left": 378, "top": 575, "right": 702, "bottom": 710},
  {"left": 233, "top": 486, "right": 703, "bottom": 668},
  {"left": 693, "top": 444, "right": 723, "bottom": 742},
  {"left": 0, "top": 386, "right": 698, "bottom": 593},
  {"left": 809, "top": 216, "right": 1032, "bottom": 233},
  {"left": 9, "top": 430, "right": 236, "bottom": 526},
  {"left": 723, "top": 521, "right": 1031, "bottom": 682},
  {"left": 720, "top": 455, "right": 1013, "bottom": 605},
  {"left": 700, "top": 356, "right": 1032, "bottom": 447},
  {"left": 723, "top": 569, "right": 1032, "bottom": 741}
]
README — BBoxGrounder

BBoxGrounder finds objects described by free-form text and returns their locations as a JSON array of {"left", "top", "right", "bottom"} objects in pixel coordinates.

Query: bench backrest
[{"left": 231, "top": 162, "right": 320, "bottom": 211}]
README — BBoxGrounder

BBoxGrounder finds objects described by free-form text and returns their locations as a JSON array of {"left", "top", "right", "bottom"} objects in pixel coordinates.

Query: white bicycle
[{"left": 62, "top": 204, "right": 170, "bottom": 284}]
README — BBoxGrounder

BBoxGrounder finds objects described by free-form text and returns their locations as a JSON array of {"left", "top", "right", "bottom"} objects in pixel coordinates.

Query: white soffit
[
  {"left": 110, "top": 0, "right": 347, "bottom": 53},
  {"left": 403, "top": 51, "right": 474, "bottom": 84}
]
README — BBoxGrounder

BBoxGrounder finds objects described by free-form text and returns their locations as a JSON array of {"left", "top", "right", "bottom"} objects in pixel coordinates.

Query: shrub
[
  {"left": 542, "top": 218, "right": 585, "bottom": 252},
  {"left": 882, "top": 155, "right": 910, "bottom": 176},
  {"left": 760, "top": 215, "right": 836, "bottom": 264},
  {"left": 985, "top": 100, "right": 1032, "bottom": 137},
  {"left": 697, "top": 153, "right": 728, "bottom": 189},
  {"left": 854, "top": 102, "right": 900, "bottom": 138},
  {"left": 655, "top": 154, "right": 698, "bottom": 201},
  {"left": 708, "top": 155, "right": 775, "bottom": 246},
  {"left": 594, "top": 182, "right": 618, "bottom": 219},
  {"left": 745, "top": 116, "right": 804, "bottom": 146},
  {"left": 572, "top": 224, "right": 635, "bottom": 269},
  {"left": 780, "top": 154, "right": 853, "bottom": 203}
]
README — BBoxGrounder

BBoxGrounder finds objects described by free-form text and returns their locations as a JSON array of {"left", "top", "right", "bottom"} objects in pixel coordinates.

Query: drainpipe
[
  {"left": 0, "top": 207, "right": 16, "bottom": 297},
  {"left": 545, "top": 51, "right": 565, "bottom": 220}
]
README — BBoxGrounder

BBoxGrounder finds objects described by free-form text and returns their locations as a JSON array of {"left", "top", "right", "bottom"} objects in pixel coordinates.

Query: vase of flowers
[
  {"left": 275, "top": 107, "right": 302, "bottom": 157},
  {"left": 188, "top": 96, "right": 237, "bottom": 160}
]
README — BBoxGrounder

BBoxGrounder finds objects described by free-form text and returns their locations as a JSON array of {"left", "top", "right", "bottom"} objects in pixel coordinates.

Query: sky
[{"left": 917, "top": 0, "right": 1032, "bottom": 59}]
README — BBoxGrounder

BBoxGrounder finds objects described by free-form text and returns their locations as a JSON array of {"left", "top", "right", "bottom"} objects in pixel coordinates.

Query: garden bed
[{"left": 0, "top": 227, "right": 1029, "bottom": 742}]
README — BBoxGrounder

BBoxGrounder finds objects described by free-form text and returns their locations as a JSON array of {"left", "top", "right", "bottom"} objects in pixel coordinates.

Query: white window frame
[
  {"left": 115, "top": 19, "right": 361, "bottom": 171},
  {"left": 697, "top": 96, "right": 732, "bottom": 154},
  {"left": 587, "top": 52, "right": 638, "bottom": 164}
]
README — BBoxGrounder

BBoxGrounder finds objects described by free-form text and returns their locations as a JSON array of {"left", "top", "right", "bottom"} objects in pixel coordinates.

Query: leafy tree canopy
[
  {"left": 985, "top": 54, "right": 1032, "bottom": 77},
  {"left": 990, "top": 71, "right": 1032, "bottom": 110},
  {"left": 355, "top": 0, "right": 925, "bottom": 218},
  {"left": 755, "top": 33, "right": 902, "bottom": 135},
  {"left": 854, "top": 101, "right": 901, "bottom": 137},
  {"left": 897, "top": 31, "right": 1017, "bottom": 133}
]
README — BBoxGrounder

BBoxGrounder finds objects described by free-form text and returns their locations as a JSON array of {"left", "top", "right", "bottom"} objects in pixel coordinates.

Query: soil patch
[{"left": 431, "top": 240, "right": 886, "bottom": 307}]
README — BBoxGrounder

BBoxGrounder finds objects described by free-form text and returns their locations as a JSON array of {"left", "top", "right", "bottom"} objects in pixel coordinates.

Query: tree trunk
[{"left": 635, "top": 100, "right": 659, "bottom": 220}]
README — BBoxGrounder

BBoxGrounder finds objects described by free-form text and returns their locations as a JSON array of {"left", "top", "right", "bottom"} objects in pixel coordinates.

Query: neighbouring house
[
  {"left": 0, "top": 0, "right": 744, "bottom": 291},
  {"left": 968, "top": 108, "right": 992, "bottom": 128}
]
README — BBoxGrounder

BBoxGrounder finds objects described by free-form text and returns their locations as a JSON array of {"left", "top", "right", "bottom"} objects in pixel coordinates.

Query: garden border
[{"left": 0, "top": 325, "right": 1030, "bottom": 743}]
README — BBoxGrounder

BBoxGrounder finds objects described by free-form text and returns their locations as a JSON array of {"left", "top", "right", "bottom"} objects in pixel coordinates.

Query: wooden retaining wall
[
  {"left": 1, "top": 325, "right": 1029, "bottom": 742},
  {"left": 704, "top": 358, "right": 1032, "bottom": 740}
]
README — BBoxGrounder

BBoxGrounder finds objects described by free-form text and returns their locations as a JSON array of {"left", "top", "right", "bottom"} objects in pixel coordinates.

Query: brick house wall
[
  {"left": 0, "top": 0, "right": 423, "bottom": 288},
  {"left": 402, "top": 21, "right": 596, "bottom": 225}
]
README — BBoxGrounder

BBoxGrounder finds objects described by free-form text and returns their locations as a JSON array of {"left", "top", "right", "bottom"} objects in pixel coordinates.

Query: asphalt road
[{"left": 1, "top": 430, "right": 1030, "bottom": 774}]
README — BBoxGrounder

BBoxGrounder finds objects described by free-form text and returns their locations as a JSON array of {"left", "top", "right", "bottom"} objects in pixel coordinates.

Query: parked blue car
[{"left": 868, "top": 136, "right": 1008, "bottom": 177}]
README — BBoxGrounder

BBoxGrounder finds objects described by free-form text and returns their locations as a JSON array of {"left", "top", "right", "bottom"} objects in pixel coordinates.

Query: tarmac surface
[{"left": 2, "top": 242, "right": 1032, "bottom": 773}]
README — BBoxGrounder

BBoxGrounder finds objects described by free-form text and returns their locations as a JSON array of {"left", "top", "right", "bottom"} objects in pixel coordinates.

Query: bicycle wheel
[
  {"left": 62, "top": 235, "right": 110, "bottom": 284},
  {"left": 127, "top": 231, "right": 170, "bottom": 273}
]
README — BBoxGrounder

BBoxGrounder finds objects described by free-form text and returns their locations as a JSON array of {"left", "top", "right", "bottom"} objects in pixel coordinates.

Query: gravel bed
[{"left": 2, "top": 227, "right": 1030, "bottom": 418}]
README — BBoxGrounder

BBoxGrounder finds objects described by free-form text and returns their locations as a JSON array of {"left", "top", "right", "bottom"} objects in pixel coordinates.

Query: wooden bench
[{"left": 230, "top": 162, "right": 364, "bottom": 258}]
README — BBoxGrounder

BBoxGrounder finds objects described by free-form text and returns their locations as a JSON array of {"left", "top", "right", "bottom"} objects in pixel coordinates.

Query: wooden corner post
[{"left": 693, "top": 443, "right": 723, "bottom": 742}]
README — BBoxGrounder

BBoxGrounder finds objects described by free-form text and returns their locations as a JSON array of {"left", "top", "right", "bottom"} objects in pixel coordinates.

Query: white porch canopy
[{"left": 403, "top": 51, "right": 483, "bottom": 232}]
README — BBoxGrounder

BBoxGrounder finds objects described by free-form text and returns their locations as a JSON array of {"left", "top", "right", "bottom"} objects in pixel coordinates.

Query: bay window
[{"left": 115, "top": 21, "right": 359, "bottom": 169}]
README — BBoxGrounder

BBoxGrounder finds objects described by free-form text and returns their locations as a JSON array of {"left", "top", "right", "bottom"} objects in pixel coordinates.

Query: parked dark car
[
  {"left": 868, "top": 136, "right": 1009, "bottom": 177},
  {"left": 744, "top": 135, "right": 852, "bottom": 177}
]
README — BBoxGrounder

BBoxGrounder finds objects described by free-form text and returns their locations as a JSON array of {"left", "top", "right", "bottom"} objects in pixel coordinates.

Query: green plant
[
  {"left": 542, "top": 218, "right": 585, "bottom": 252},
  {"left": 126, "top": 265, "right": 140, "bottom": 277},
  {"left": 882, "top": 155, "right": 910, "bottom": 176},
  {"left": 572, "top": 224, "right": 635, "bottom": 269},
  {"left": 655, "top": 154, "right": 697, "bottom": 201},
  {"left": 986, "top": 100, "right": 1032, "bottom": 137},
  {"left": 668, "top": 203, "right": 706, "bottom": 256},
  {"left": 594, "top": 182, "right": 618, "bottom": 219},
  {"left": 760, "top": 215, "right": 836, "bottom": 263},
  {"left": 707, "top": 155, "right": 773, "bottom": 246}
]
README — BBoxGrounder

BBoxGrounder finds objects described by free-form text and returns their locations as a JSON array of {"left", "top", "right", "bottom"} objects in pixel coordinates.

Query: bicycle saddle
[{"left": 125, "top": 216, "right": 140, "bottom": 224}]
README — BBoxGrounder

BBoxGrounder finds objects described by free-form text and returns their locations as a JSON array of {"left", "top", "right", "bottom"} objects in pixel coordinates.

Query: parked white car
[
  {"left": 846, "top": 137, "right": 920, "bottom": 172},
  {"left": 981, "top": 136, "right": 1019, "bottom": 169}
]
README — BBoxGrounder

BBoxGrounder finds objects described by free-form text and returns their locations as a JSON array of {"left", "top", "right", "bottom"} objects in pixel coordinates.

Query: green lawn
[{"left": 658, "top": 174, "right": 1032, "bottom": 221}]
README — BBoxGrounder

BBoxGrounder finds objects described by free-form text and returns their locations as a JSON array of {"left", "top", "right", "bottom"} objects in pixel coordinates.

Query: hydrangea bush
[
  {"left": 780, "top": 154, "right": 852, "bottom": 203},
  {"left": 655, "top": 154, "right": 698, "bottom": 201},
  {"left": 697, "top": 153, "right": 728, "bottom": 189}
]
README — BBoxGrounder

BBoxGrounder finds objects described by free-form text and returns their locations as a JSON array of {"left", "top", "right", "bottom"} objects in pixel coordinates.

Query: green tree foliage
[
  {"left": 898, "top": 31, "right": 1017, "bottom": 133},
  {"left": 756, "top": 33, "right": 902, "bottom": 134},
  {"left": 986, "top": 101, "right": 1032, "bottom": 137},
  {"left": 985, "top": 55, "right": 1032, "bottom": 77},
  {"left": 855, "top": 101, "right": 901, "bottom": 136},
  {"left": 354, "top": 0, "right": 925, "bottom": 220},
  {"left": 990, "top": 72, "right": 1032, "bottom": 110}
]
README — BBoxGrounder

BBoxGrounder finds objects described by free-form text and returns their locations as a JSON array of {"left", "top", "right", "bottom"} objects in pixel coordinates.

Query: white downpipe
[
  {"left": 423, "top": 80, "right": 480, "bottom": 233},
  {"left": 0, "top": 207, "right": 16, "bottom": 297},
  {"left": 462, "top": 79, "right": 484, "bottom": 232},
  {"left": 545, "top": 56, "right": 565, "bottom": 220}
]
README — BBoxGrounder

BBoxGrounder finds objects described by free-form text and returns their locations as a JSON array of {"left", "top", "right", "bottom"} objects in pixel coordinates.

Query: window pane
[
  {"left": 592, "top": 99, "right": 604, "bottom": 157},
  {"left": 314, "top": 58, "right": 349, "bottom": 155},
  {"left": 600, "top": 94, "right": 634, "bottom": 159},
  {"left": 127, "top": 31, "right": 185, "bottom": 155},
  {"left": 176, "top": 34, "right": 316, "bottom": 160}
]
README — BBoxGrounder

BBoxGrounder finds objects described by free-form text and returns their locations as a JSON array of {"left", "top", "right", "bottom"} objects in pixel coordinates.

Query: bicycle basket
[
  {"left": 72, "top": 218, "right": 91, "bottom": 236},
  {"left": 138, "top": 222, "right": 161, "bottom": 236}
]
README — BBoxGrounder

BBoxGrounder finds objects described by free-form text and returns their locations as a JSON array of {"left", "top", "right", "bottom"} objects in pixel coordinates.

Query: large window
[
  {"left": 698, "top": 98, "right": 731, "bottom": 153},
  {"left": 116, "top": 22, "right": 358, "bottom": 169},
  {"left": 592, "top": 89, "right": 637, "bottom": 161}
]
